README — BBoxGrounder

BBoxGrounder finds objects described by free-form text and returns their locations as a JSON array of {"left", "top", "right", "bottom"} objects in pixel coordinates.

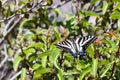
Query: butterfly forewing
[{"left": 79, "top": 36, "right": 97, "bottom": 49}]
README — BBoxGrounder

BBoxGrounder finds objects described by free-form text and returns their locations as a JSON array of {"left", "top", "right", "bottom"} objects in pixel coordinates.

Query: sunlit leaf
[
  {"left": 47, "top": 0, "right": 53, "bottom": 5},
  {"left": 41, "top": 56, "right": 47, "bottom": 67},
  {"left": 102, "top": 1, "right": 108, "bottom": 15},
  {"left": 91, "top": 0, "right": 98, "bottom": 5},
  {"left": 24, "top": 47, "right": 36, "bottom": 55},
  {"left": 92, "top": 58, "right": 98, "bottom": 77},
  {"left": 34, "top": 68, "right": 51, "bottom": 76},
  {"left": 110, "top": 12, "right": 120, "bottom": 19},
  {"left": 87, "top": 44, "right": 95, "bottom": 58},
  {"left": 79, "top": 65, "right": 92, "bottom": 80},
  {"left": 113, "top": 3, "right": 120, "bottom": 11},
  {"left": 64, "top": 70, "right": 79, "bottom": 75},
  {"left": 33, "top": 63, "right": 41, "bottom": 70},
  {"left": 13, "top": 56, "right": 23, "bottom": 71},
  {"left": 57, "top": 69, "right": 64, "bottom": 80},
  {"left": 84, "top": 11, "right": 99, "bottom": 17},
  {"left": 23, "top": 33, "right": 36, "bottom": 40},
  {"left": 21, "top": 68, "right": 26, "bottom": 80},
  {"left": 37, "top": 49, "right": 54, "bottom": 58},
  {"left": 53, "top": 28, "right": 61, "bottom": 42},
  {"left": 50, "top": 48, "right": 60, "bottom": 69},
  {"left": 19, "top": 18, "right": 36, "bottom": 29},
  {"left": 112, "top": 0, "right": 120, "bottom": 2},
  {"left": 53, "top": 9, "right": 61, "bottom": 16},
  {"left": 29, "top": 42, "right": 46, "bottom": 52},
  {"left": 117, "top": 19, "right": 120, "bottom": 28},
  {"left": 100, "top": 63, "right": 112, "bottom": 78}
]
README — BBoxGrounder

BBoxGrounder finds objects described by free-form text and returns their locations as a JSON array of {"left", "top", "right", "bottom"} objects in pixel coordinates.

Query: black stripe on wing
[
  {"left": 78, "top": 36, "right": 97, "bottom": 49},
  {"left": 56, "top": 39, "right": 76, "bottom": 53}
]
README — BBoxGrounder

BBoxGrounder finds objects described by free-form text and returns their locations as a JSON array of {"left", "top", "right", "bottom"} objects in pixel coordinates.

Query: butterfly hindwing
[
  {"left": 56, "top": 39, "right": 75, "bottom": 53},
  {"left": 56, "top": 39, "right": 78, "bottom": 58}
]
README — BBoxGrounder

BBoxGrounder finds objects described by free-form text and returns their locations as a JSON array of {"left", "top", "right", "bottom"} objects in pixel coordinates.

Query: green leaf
[
  {"left": 37, "top": 49, "right": 53, "bottom": 58},
  {"left": 41, "top": 56, "right": 47, "bottom": 67},
  {"left": 113, "top": 3, "right": 120, "bottom": 11},
  {"left": 76, "top": 60, "right": 85, "bottom": 71},
  {"left": 57, "top": 69, "right": 64, "bottom": 80},
  {"left": 91, "top": 0, "right": 98, "bottom": 5},
  {"left": 24, "top": 47, "right": 36, "bottom": 55},
  {"left": 102, "top": 1, "right": 108, "bottom": 15},
  {"left": 21, "top": 68, "right": 26, "bottom": 80},
  {"left": 33, "top": 63, "right": 41, "bottom": 70},
  {"left": 53, "top": 27, "right": 61, "bottom": 41},
  {"left": 84, "top": 11, "right": 99, "bottom": 17},
  {"left": 23, "top": 33, "right": 36, "bottom": 40},
  {"left": 117, "top": 19, "right": 120, "bottom": 28},
  {"left": 99, "top": 60, "right": 110, "bottom": 66},
  {"left": 64, "top": 60, "right": 72, "bottom": 67},
  {"left": 34, "top": 68, "right": 51, "bottom": 76},
  {"left": 110, "top": 12, "right": 120, "bottom": 19},
  {"left": 47, "top": 0, "right": 52, "bottom": 5},
  {"left": 53, "top": 9, "right": 61, "bottom": 16},
  {"left": 64, "top": 70, "right": 78, "bottom": 75},
  {"left": 28, "top": 53, "right": 37, "bottom": 62},
  {"left": 13, "top": 56, "right": 23, "bottom": 71},
  {"left": 112, "top": 0, "right": 120, "bottom": 2},
  {"left": 67, "top": 14, "right": 75, "bottom": 20},
  {"left": 21, "top": 0, "right": 29, "bottom": 4},
  {"left": 50, "top": 48, "right": 60, "bottom": 69},
  {"left": 69, "top": 18, "right": 77, "bottom": 25},
  {"left": 29, "top": 42, "right": 46, "bottom": 52},
  {"left": 79, "top": 65, "right": 92, "bottom": 80},
  {"left": 103, "top": 39, "right": 118, "bottom": 53},
  {"left": 92, "top": 58, "right": 98, "bottom": 77},
  {"left": 19, "top": 18, "right": 35, "bottom": 29},
  {"left": 87, "top": 44, "right": 95, "bottom": 58},
  {"left": 100, "top": 63, "right": 112, "bottom": 78}
]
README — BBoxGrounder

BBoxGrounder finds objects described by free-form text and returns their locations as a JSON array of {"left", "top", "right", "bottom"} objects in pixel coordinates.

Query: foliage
[{"left": 0, "top": 0, "right": 120, "bottom": 80}]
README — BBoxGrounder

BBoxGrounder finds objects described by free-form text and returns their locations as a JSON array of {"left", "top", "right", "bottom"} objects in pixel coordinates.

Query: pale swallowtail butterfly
[{"left": 56, "top": 36, "right": 97, "bottom": 59}]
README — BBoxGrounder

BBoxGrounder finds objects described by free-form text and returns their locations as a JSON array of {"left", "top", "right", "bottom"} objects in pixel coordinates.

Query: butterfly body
[{"left": 56, "top": 36, "right": 97, "bottom": 59}]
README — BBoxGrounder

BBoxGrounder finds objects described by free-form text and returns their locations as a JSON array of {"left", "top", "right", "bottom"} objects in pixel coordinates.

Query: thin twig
[
  {"left": 9, "top": 70, "right": 22, "bottom": 80},
  {"left": 0, "top": 17, "right": 22, "bottom": 47},
  {"left": 4, "top": 17, "right": 16, "bottom": 31},
  {"left": 0, "top": 44, "right": 8, "bottom": 68},
  {"left": 0, "top": 0, "right": 71, "bottom": 22}
]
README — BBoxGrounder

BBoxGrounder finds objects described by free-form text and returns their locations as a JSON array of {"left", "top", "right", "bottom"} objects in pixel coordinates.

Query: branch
[
  {"left": 9, "top": 70, "right": 22, "bottom": 80},
  {"left": 0, "top": 44, "right": 8, "bottom": 68},
  {"left": 0, "top": 17, "right": 22, "bottom": 47},
  {"left": 0, "top": 0, "right": 44, "bottom": 22}
]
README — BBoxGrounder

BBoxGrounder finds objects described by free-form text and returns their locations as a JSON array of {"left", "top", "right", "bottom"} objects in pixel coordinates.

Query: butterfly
[{"left": 56, "top": 36, "right": 97, "bottom": 59}]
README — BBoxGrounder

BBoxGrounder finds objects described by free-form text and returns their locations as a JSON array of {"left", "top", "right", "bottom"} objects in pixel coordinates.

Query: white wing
[
  {"left": 56, "top": 39, "right": 77, "bottom": 53},
  {"left": 77, "top": 36, "right": 97, "bottom": 50}
]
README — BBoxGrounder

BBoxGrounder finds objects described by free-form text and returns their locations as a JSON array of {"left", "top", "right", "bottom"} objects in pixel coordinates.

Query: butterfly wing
[
  {"left": 56, "top": 39, "right": 77, "bottom": 58},
  {"left": 56, "top": 36, "right": 97, "bottom": 59},
  {"left": 77, "top": 36, "right": 97, "bottom": 50},
  {"left": 82, "top": 36, "right": 97, "bottom": 49}
]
